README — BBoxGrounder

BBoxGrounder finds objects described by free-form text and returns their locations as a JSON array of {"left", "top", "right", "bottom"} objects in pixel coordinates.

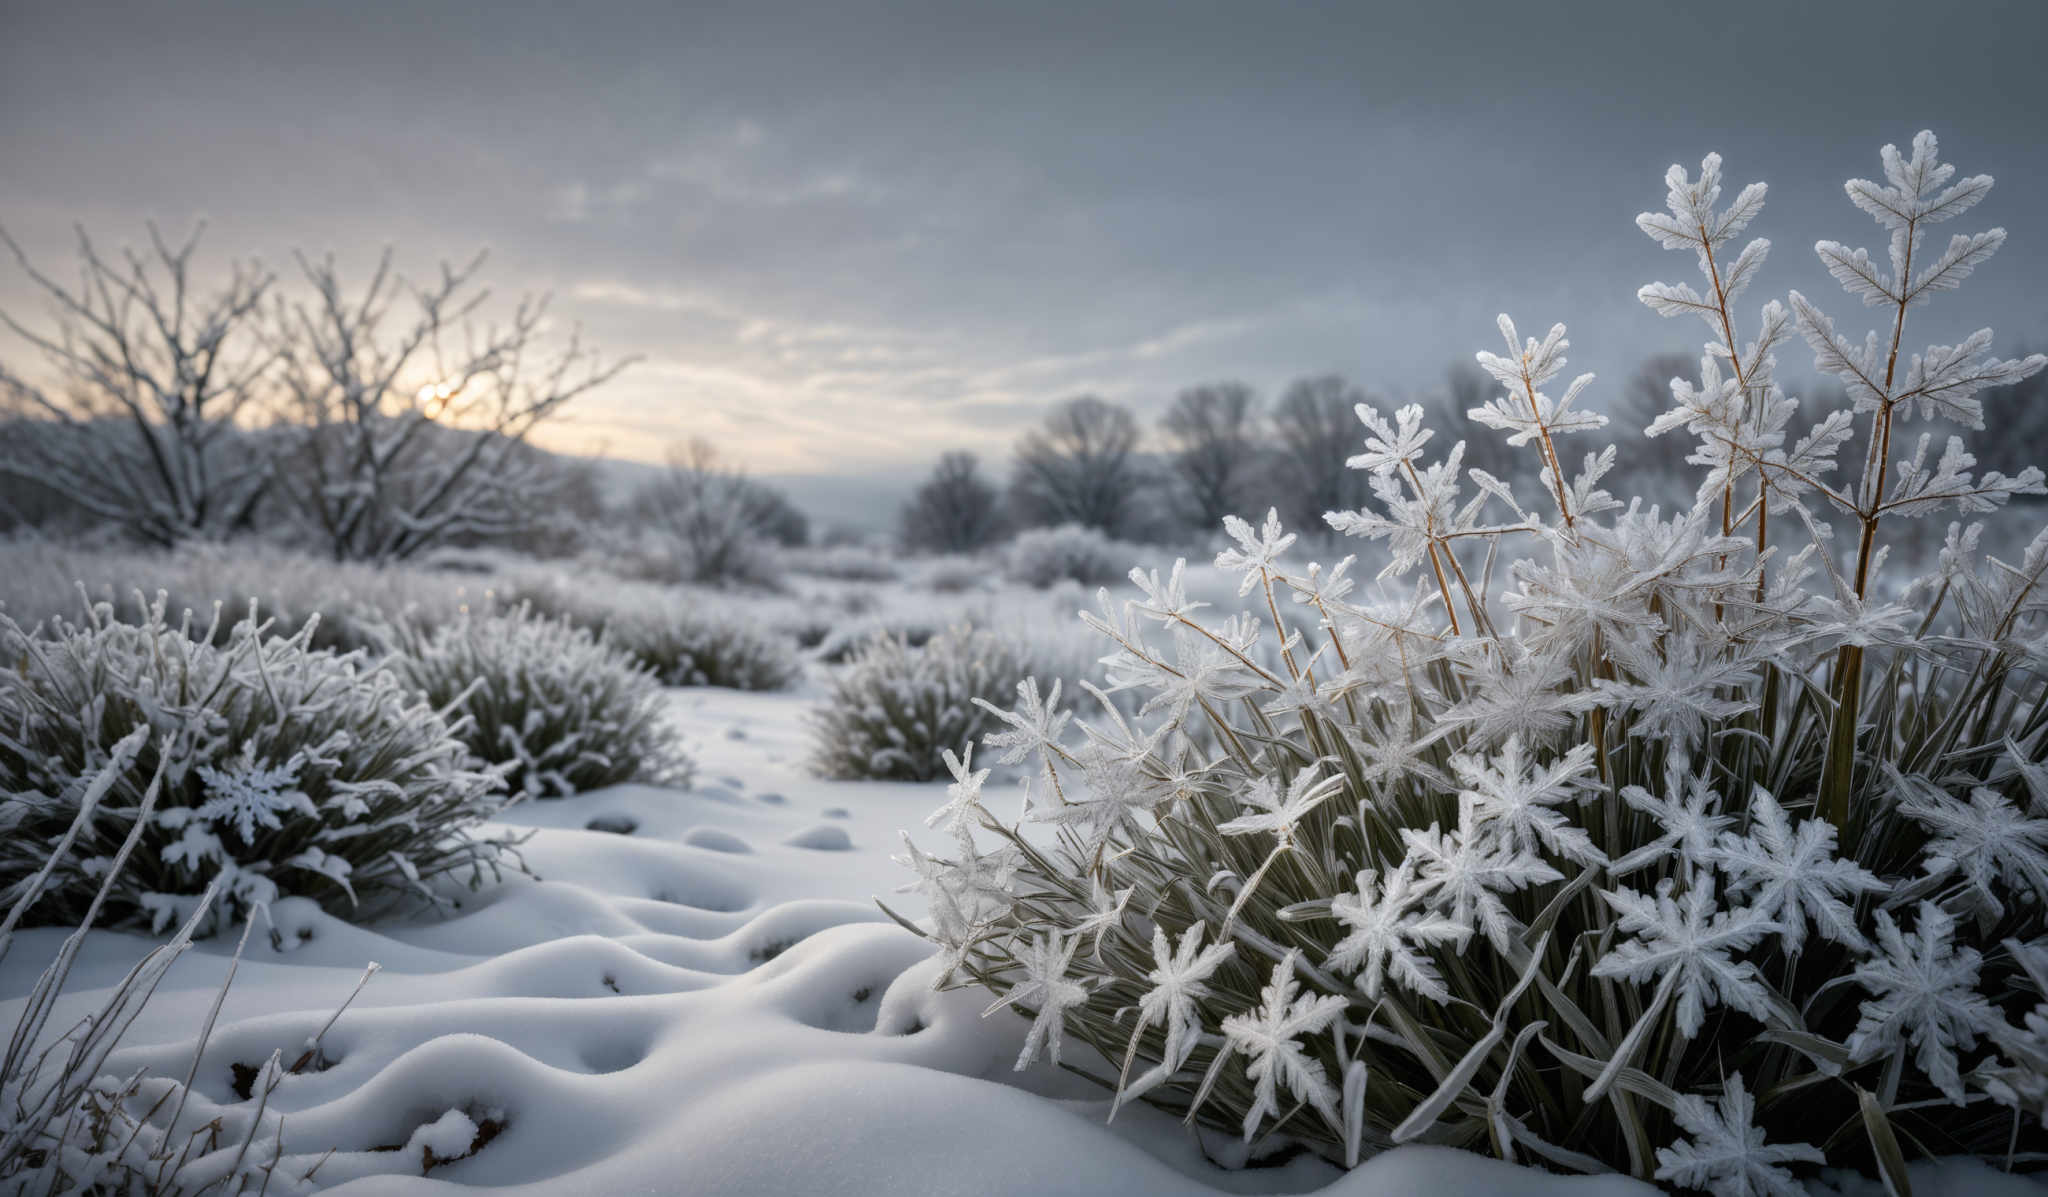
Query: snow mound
[{"left": 784, "top": 824, "right": 853, "bottom": 851}]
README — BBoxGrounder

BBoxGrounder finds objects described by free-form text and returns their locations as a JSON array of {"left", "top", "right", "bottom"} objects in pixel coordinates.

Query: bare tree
[
  {"left": 1268, "top": 375, "right": 1372, "bottom": 534},
  {"left": 0, "top": 223, "right": 276, "bottom": 546},
  {"left": 900, "top": 450, "right": 1004, "bottom": 553},
  {"left": 627, "top": 438, "right": 794, "bottom": 586},
  {"left": 270, "top": 249, "right": 628, "bottom": 562},
  {"left": 1009, "top": 395, "right": 1145, "bottom": 537},
  {"left": 1161, "top": 381, "right": 1262, "bottom": 534}
]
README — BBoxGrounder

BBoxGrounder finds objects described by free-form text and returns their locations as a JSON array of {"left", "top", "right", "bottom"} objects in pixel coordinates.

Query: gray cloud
[{"left": 4, "top": 0, "right": 2044, "bottom": 476}]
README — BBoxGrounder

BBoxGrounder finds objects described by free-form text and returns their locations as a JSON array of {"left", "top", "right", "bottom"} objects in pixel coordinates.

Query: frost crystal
[
  {"left": 1450, "top": 736, "right": 1602, "bottom": 867},
  {"left": 1593, "top": 877, "right": 1778, "bottom": 1038},
  {"left": 987, "top": 931, "right": 1090, "bottom": 1071},
  {"left": 1402, "top": 806, "right": 1562, "bottom": 954},
  {"left": 1219, "top": 952, "right": 1348, "bottom": 1142},
  {"left": 1896, "top": 780, "right": 2048, "bottom": 921},
  {"left": 193, "top": 751, "right": 315, "bottom": 843},
  {"left": 1218, "top": 767, "right": 1341, "bottom": 847},
  {"left": 1653, "top": 1074, "right": 1823, "bottom": 1197},
  {"left": 1119, "top": 923, "right": 1235, "bottom": 1106},
  {"left": 1712, "top": 786, "right": 1883, "bottom": 950},
  {"left": 1325, "top": 862, "right": 1468, "bottom": 1001},
  {"left": 1846, "top": 901, "right": 1998, "bottom": 1101}
]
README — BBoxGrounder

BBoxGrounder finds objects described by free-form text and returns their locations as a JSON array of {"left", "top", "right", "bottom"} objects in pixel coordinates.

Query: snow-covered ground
[{"left": 1, "top": 687, "right": 2038, "bottom": 1195}]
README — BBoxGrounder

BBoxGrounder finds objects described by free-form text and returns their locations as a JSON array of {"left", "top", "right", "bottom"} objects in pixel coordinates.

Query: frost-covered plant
[
  {"left": 809, "top": 624, "right": 1036, "bottom": 782},
  {"left": 0, "top": 541, "right": 478, "bottom": 655},
  {"left": 502, "top": 571, "right": 801, "bottom": 691},
  {"left": 0, "top": 732, "right": 371, "bottom": 1194},
  {"left": 608, "top": 607, "right": 804, "bottom": 691},
  {"left": 900, "top": 133, "right": 2048, "bottom": 1186},
  {"left": 383, "top": 605, "right": 693, "bottom": 798},
  {"left": 0, "top": 597, "right": 518, "bottom": 931},
  {"left": 1006, "top": 523, "right": 1133, "bottom": 590}
]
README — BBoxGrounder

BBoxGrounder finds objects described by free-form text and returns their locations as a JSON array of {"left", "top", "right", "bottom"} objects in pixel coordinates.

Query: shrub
[
  {"left": 384, "top": 605, "right": 693, "bottom": 798},
  {"left": 0, "top": 542, "right": 479, "bottom": 655},
  {"left": 0, "top": 597, "right": 517, "bottom": 931},
  {"left": 902, "top": 133, "right": 2048, "bottom": 1189},
  {"left": 1005, "top": 523, "right": 1130, "bottom": 589},
  {"left": 605, "top": 606, "right": 804, "bottom": 691},
  {"left": 499, "top": 571, "right": 801, "bottom": 691},
  {"left": 919, "top": 554, "right": 991, "bottom": 594},
  {"left": 809, "top": 624, "right": 1033, "bottom": 782}
]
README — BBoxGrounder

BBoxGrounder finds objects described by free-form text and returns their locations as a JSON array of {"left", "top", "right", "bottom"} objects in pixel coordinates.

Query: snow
[{"left": 0, "top": 684, "right": 2027, "bottom": 1193}]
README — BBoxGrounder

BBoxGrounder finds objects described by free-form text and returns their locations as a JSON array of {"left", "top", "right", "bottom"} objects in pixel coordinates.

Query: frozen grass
[
  {"left": 382, "top": 605, "right": 693, "bottom": 799},
  {"left": 0, "top": 541, "right": 481, "bottom": 655},
  {"left": 909, "top": 132, "right": 2048, "bottom": 1190},
  {"left": 0, "top": 598, "right": 518, "bottom": 933}
]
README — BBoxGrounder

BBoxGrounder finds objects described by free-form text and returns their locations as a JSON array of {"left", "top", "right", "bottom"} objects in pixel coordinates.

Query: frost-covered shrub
[
  {"left": 606, "top": 607, "right": 803, "bottom": 691},
  {"left": 384, "top": 606, "right": 693, "bottom": 798},
  {"left": 1005, "top": 523, "right": 1131, "bottom": 589},
  {"left": 919, "top": 554, "right": 992, "bottom": 594},
  {"left": 809, "top": 625, "right": 1034, "bottom": 782},
  {"left": 500, "top": 572, "right": 801, "bottom": 691},
  {"left": 0, "top": 598, "right": 516, "bottom": 931},
  {"left": 903, "top": 133, "right": 2048, "bottom": 1188},
  {"left": 0, "top": 542, "right": 482, "bottom": 655}
]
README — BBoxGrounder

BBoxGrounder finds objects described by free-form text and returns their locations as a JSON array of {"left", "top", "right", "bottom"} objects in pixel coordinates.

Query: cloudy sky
[{"left": 4, "top": 0, "right": 2045, "bottom": 487}]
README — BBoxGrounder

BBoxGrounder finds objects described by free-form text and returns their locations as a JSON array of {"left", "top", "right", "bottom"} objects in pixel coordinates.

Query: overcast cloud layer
[{"left": 4, "top": 0, "right": 2045, "bottom": 480}]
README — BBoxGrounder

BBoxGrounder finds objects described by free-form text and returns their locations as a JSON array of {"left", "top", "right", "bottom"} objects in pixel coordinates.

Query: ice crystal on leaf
[
  {"left": 1653, "top": 1074, "right": 1823, "bottom": 1197},
  {"left": 1846, "top": 901, "right": 1999, "bottom": 1101},
  {"left": 1611, "top": 759, "right": 1735, "bottom": 878},
  {"left": 1450, "top": 737, "right": 1601, "bottom": 867},
  {"left": 1215, "top": 508, "right": 1297, "bottom": 595},
  {"left": 1896, "top": 778, "right": 2048, "bottom": 922},
  {"left": 194, "top": 751, "right": 316, "bottom": 844},
  {"left": 1593, "top": 878, "right": 1778, "bottom": 1038},
  {"left": 1712, "top": 785, "right": 1883, "bottom": 951},
  {"left": 972, "top": 676, "right": 1073, "bottom": 769},
  {"left": 1218, "top": 953, "right": 1348, "bottom": 1142},
  {"left": 923, "top": 743, "right": 991, "bottom": 837},
  {"left": 988, "top": 931, "right": 1090, "bottom": 1071},
  {"left": 1218, "top": 767, "right": 1341, "bottom": 847},
  {"left": 1402, "top": 807, "right": 1562, "bottom": 955},
  {"left": 1119, "top": 923, "right": 1236, "bottom": 1107},
  {"left": 1325, "top": 863, "right": 1468, "bottom": 1001}
]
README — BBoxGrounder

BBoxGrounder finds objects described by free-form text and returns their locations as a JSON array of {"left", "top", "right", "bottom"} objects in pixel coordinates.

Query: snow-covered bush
[
  {"left": 903, "top": 133, "right": 2048, "bottom": 1187},
  {"left": 809, "top": 625, "right": 1035, "bottom": 782},
  {"left": 384, "top": 605, "right": 693, "bottom": 798},
  {"left": 0, "top": 541, "right": 477, "bottom": 655},
  {"left": 919, "top": 554, "right": 993, "bottom": 594},
  {"left": 0, "top": 598, "right": 517, "bottom": 931},
  {"left": 502, "top": 572, "right": 801, "bottom": 691},
  {"left": 1005, "top": 523, "right": 1133, "bottom": 589},
  {"left": 607, "top": 607, "right": 804, "bottom": 691}
]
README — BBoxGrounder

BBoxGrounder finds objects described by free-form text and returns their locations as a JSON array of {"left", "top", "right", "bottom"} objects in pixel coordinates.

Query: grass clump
[
  {"left": 900, "top": 132, "right": 2048, "bottom": 1189},
  {"left": 0, "top": 597, "right": 517, "bottom": 931},
  {"left": 808, "top": 624, "right": 1033, "bottom": 782},
  {"left": 384, "top": 605, "right": 693, "bottom": 798},
  {"left": 1005, "top": 523, "right": 1133, "bottom": 590}
]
